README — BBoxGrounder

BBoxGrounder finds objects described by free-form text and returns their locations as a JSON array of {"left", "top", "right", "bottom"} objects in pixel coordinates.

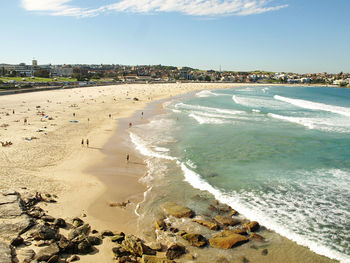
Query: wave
[
  {"left": 196, "top": 90, "right": 231, "bottom": 98},
  {"left": 233, "top": 95, "right": 290, "bottom": 110},
  {"left": 175, "top": 103, "right": 244, "bottom": 116},
  {"left": 268, "top": 113, "right": 350, "bottom": 133},
  {"left": 274, "top": 95, "right": 350, "bottom": 117},
  {"left": 129, "top": 132, "right": 177, "bottom": 161},
  {"left": 179, "top": 161, "right": 350, "bottom": 263},
  {"left": 188, "top": 113, "right": 230, "bottom": 125}
]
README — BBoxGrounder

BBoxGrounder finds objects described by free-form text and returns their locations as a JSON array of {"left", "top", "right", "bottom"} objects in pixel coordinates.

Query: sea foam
[{"left": 274, "top": 95, "right": 350, "bottom": 117}]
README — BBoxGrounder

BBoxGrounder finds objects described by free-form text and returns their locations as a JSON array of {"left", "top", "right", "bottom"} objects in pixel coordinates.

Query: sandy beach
[{"left": 0, "top": 83, "right": 338, "bottom": 262}]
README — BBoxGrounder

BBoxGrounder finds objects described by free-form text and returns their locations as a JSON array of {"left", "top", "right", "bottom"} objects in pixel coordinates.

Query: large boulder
[
  {"left": 162, "top": 202, "right": 193, "bottom": 218},
  {"left": 192, "top": 219, "right": 219, "bottom": 230},
  {"left": 121, "top": 235, "right": 155, "bottom": 257},
  {"left": 31, "top": 224, "right": 58, "bottom": 240},
  {"left": 243, "top": 221, "right": 260, "bottom": 232},
  {"left": 214, "top": 215, "right": 240, "bottom": 227},
  {"left": 35, "top": 243, "right": 59, "bottom": 261},
  {"left": 166, "top": 244, "right": 186, "bottom": 260},
  {"left": 77, "top": 238, "right": 92, "bottom": 254},
  {"left": 68, "top": 224, "right": 90, "bottom": 240},
  {"left": 209, "top": 230, "right": 249, "bottom": 249},
  {"left": 182, "top": 233, "right": 207, "bottom": 247}
]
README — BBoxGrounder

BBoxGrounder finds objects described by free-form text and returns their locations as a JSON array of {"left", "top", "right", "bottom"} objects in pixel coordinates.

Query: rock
[
  {"left": 88, "top": 235, "right": 102, "bottom": 245},
  {"left": 141, "top": 255, "right": 174, "bottom": 263},
  {"left": 41, "top": 215, "right": 55, "bottom": 222},
  {"left": 31, "top": 224, "right": 58, "bottom": 240},
  {"left": 262, "top": 248, "right": 268, "bottom": 255},
  {"left": 35, "top": 240, "right": 50, "bottom": 247},
  {"left": 243, "top": 221, "right": 260, "bottom": 232},
  {"left": 112, "top": 245, "right": 130, "bottom": 258},
  {"left": 121, "top": 235, "right": 143, "bottom": 256},
  {"left": 230, "top": 209, "right": 238, "bottom": 216},
  {"left": 214, "top": 215, "right": 240, "bottom": 226},
  {"left": 232, "top": 228, "right": 247, "bottom": 235},
  {"left": 0, "top": 242, "right": 12, "bottom": 263},
  {"left": 166, "top": 244, "right": 186, "bottom": 260},
  {"left": 145, "top": 242, "right": 162, "bottom": 251},
  {"left": 162, "top": 202, "right": 193, "bottom": 218},
  {"left": 249, "top": 233, "right": 265, "bottom": 241},
  {"left": 67, "top": 255, "right": 80, "bottom": 262},
  {"left": 68, "top": 224, "right": 90, "bottom": 240},
  {"left": 121, "top": 235, "right": 155, "bottom": 257},
  {"left": 154, "top": 219, "right": 166, "bottom": 230},
  {"left": 77, "top": 239, "right": 92, "bottom": 254},
  {"left": 47, "top": 254, "right": 59, "bottom": 263},
  {"left": 208, "top": 205, "right": 217, "bottom": 212},
  {"left": 133, "top": 97, "right": 139, "bottom": 101},
  {"left": 72, "top": 217, "right": 84, "bottom": 228},
  {"left": 11, "top": 235, "right": 24, "bottom": 246},
  {"left": 182, "top": 233, "right": 207, "bottom": 247},
  {"left": 92, "top": 229, "right": 98, "bottom": 234},
  {"left": 192, "top": 219, "right": 219, "bottom": 230},
  {"left": 53, "top": 218, "right": 66, "bottom": 228},
  {"left": 57, "top": 235, "right": 74, "bottom": 252},
  {"left": 18, "top": 248, "right": 35, "bottom": 261},
  {"left": 35, "top": 243, "right": 59, "bottom": 261},
  {"left": 218, "top": 204, "right": 232, "bottom": 213},
  {"left": 111, "top": 234, "right": 125, "bottom": 243},
  {"left": 177, "top": 230, "right": 187, "bottom": 237},
  {"left": 209, "top": 230, "right": 249, "bottom": 249},
  {"left": 101, "top": 230, "right": 114, "bottom": 237}
]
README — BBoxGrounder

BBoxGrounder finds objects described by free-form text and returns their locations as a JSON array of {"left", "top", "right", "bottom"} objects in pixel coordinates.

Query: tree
[{"left": 204, "top": 75, "right": 211, "bottom": 82}]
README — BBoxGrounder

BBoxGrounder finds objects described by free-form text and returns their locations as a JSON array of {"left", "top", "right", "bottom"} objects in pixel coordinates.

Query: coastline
[{"left": 0, "top": 83, "right": 340, "bottom": 262}]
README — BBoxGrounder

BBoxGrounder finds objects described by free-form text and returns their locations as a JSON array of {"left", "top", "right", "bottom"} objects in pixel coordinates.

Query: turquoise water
[{"left": 131, "top": 86, "right": 350, "bottom": 262}]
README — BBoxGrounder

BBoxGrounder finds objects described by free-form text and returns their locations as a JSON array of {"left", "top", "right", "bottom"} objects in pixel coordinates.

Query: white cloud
[{"left": 20, "top": 0, "right": 288, "bottom": 18}]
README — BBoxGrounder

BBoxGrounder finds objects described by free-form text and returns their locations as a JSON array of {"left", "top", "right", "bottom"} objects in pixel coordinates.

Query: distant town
[{"left": 1, "top": 60, "right": 349, "bottom": 90}]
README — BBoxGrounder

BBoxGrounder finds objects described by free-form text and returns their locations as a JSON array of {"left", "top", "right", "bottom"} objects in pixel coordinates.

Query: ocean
[{"left": 130, "top": 85, "right": 350, "bottom": 262}]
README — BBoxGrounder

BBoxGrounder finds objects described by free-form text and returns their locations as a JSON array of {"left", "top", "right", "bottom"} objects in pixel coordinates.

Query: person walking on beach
[
  {"left": 86, "top": 139, "right": 89, "bottom": 148},
  {"left": 126, "top": 154, "right": 130, "bottom": 163},
  {"left": 109, "top": 114, "right": 111, "bottom": 118},
  {"left": 129, "top": 122, "right": 132, "bottom": 128},
  {"left": 81, "top": 139, "right": 84, "bottom": 147},
  {"left": 24, "top": 118, "right": 27, "bottom": 125}
]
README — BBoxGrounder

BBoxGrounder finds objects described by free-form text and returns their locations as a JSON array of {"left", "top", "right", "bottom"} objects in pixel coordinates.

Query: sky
[{"left": 0, "top": 0, "right": 349, "bottom": 73}]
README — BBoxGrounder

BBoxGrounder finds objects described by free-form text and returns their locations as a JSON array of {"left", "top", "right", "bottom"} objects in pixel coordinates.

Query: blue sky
[{"left": 1, "top": 0, "right": 349, "bottom": 73}]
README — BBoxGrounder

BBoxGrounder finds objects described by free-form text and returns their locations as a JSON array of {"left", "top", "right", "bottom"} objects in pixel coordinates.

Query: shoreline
[{"left": 0, "top": 83, "right": 341, "bottom": 262}]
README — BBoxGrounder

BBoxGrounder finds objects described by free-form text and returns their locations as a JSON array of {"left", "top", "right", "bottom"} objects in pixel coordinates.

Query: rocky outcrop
[
  {"left": 214, "top": 215, "right": 240, "bottom": 227},
  {"left": 121, "top": 235, "right": 156, "bottom": 257},
  {"left": 209, "top": 230, "right": 249, "bottom": 249},
  {"left": 182, "top": 233, "right": 207, "bottom": 247},
  {"left": 243, "top": 221, "right": 260, "bottom": 232},
  {"left": 35, "top": 243, "right": 59, "bottom": 261},
  {"left": 249, "top": 233, "right": 265, "bottom": 241},
  {"left": 166, "top": 244, "right": 186, "bottom": 260},
  {"left": 192, "top": 219, "right": 219, "bottom": 230},
  {"left": 0, "top": 191, "right": 33, "bottom": 242},
  {"left": 162, "top": 202, "right": 193, "bottom": 218},
  {"left": 0, "top": 241, "right": 12, "bottom": 263},
  {"left": 31, "top": 224, "right": 58, "bottom": 240}
]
